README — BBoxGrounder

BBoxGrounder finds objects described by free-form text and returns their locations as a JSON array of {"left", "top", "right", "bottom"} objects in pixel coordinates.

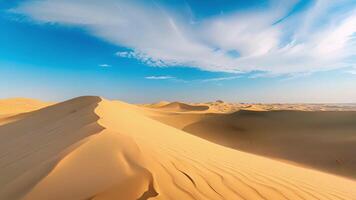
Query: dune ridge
[{"left": 1, "top": 97, "right": 356, "bottom": 199}]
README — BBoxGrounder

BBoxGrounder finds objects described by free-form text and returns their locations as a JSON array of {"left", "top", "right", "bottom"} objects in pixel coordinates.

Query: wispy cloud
[
  {"left": 346, "top": 69, "right": 356, "bottom": 75},
  {"left": 116, "top": 51, "right": 167, "bottom": 67},
  {"left": 13, "top": 0, "right": 356, "bottom": 75},
  {"left": 145, "top": 76, "right": 175, "bottom": 80},
  {"left": 200, "top": 76, "right": 241, "bottom": 82},
  {"left": 99, "top": 64, "right": 110, "bottom": 67}
]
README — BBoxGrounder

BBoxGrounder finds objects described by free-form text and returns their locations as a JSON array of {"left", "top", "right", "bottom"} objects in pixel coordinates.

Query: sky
[{"left": 0, "top": 0, "right": 356, "bottom": 103}]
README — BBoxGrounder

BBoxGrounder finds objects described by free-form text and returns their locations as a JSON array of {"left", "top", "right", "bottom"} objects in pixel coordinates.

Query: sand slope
[
  {"left": 148, "top": 108, "right": 356, "bottom": 180},
  {"left": 0, "top": 97, "right": 103, "bottom": 199},
  {"left": 1, "top": 97, "right": 356, "bottom": 199},
  {"left": 0, "top": 98, "right": 51, "bottom": 126},
  {"left": 0, "top": 98, "right": 51, "bottom": 115}
]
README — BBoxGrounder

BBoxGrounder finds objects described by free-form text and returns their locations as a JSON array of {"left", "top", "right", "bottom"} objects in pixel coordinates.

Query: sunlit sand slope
[
  {"left": 0, "top": 98, "right": 51, "bottom": 125},
  {"left": 0, "top": 98, "right": 50, "bottom": 115},
  {"left": 1, "top": 97, "right": 356, "bottom": 200}
]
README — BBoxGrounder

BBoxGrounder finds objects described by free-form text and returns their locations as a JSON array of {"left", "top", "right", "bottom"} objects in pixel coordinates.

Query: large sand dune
[
  {"left": 1, "top": 97, "right": 356, "bottom": 199},
  {"left": 145, "top": 104, "right": 356, "bottom": 180}
]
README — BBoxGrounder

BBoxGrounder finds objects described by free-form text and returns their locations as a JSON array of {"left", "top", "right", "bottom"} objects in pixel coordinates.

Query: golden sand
[{"left": 1, "top": 97, "right": 356, "bottom": 199}]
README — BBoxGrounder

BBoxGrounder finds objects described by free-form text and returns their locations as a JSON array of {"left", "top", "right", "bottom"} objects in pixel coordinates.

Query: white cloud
[
  {"left": 116, "top": 51, "right": 167, "bottom": 67},
  {"left": 13, "top": 0, "right": 356, "bottom": 74},
  {"left": 99, "top": 64, "right": 110, "bottom": 67},
  {"left": 145, "top": 76, "right": 174, "bottom": 80},
  {"left": 143, "top": 75, "right": 240, "bottom": 82}
]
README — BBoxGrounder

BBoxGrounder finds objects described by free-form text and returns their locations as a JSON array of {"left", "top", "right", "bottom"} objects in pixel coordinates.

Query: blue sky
[{"left": 1, "top": 0, "right": 356, "bottom": 103}]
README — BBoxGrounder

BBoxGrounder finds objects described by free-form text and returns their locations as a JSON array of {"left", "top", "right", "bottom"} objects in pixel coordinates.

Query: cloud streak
[
  {"left": 200, "top": 76, "right": 241, "bottom": 82},
  {"left": 13, "top": 0, "right": 356, "bottom": 74},
  {"left": 145, "top": 76, "right": 174, "bottom": 80},
  {"left": 99, "top": 64, "right": 110, "bottom": 67}
]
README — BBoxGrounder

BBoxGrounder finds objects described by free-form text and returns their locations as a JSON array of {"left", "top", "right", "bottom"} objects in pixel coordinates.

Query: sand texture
[{"left": 1, "top": 97, "right": 356, "bottom": 200}]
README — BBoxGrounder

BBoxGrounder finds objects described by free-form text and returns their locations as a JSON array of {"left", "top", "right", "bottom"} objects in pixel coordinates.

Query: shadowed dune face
[
  {"left": 154, "top": 110, "right": 356, "bottom": 179},
  {"left": 0, "top": 96, "right": 103, "bottom": 200},
  {"left": 1, "top": 97, "right": 356, "bottom": 200}
]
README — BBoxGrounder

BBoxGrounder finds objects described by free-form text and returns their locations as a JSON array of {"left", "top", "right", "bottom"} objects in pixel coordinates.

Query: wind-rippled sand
[{"left": 1, "top": 97, "right": 356, "bottom": 199}]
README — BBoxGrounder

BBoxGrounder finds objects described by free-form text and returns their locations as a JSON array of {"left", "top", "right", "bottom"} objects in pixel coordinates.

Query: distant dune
[
  {"left": 1, "top": 97, "right": 356, "bottom": 199},
  {"left": 147, "top": 101, "right": 171, "bottom": 108},
  {"left": 151, "top": 101, "right": 210, "bottom": 112},
  {"left": 147, "top": 100, "right": 356, "bottom": 114}
]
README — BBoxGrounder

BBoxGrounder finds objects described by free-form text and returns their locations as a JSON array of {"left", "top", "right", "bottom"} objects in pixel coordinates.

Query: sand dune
[
  {"left": 0, "top": 98, "right": 51, "bottom": 126},
  {"left": 182, "top": 110, "right": 356, "bottom": 179},
  {"left": 145, "top": 101, "right": 356, "bottom": 113},
  {"left": 0, "top": 97, "right": 102, "bottom": 199},
  {"left": 147, "top": 101, "right": 171, "bottom": 108},
  {"left": 0, "top": 98, "right": 51, "bottom": 115},
  {"left": 146, "top": 103, "right": 356, "bottom": 180},
  {"left": 1, "top": 97, "right": 356, "bottom": 199},
  {"left": 154, "top": 102, "right": 210, "bottom": 112}
]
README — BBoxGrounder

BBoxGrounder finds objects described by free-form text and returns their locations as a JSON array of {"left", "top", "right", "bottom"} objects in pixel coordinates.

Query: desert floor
[{"left": 1, "top": 97, "right": 356, "bottom": 200}]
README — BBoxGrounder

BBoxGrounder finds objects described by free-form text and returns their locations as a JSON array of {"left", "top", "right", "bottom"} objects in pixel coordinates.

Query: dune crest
[{"left": 1, "top": 97, "right": 356, "bottom": 199}]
